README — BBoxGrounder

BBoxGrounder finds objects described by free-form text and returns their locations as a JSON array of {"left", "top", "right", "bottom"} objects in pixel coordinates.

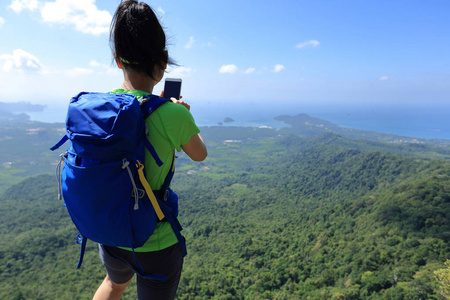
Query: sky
[{"left": 0, "top": 0, "right": 449, "bottom": 113}]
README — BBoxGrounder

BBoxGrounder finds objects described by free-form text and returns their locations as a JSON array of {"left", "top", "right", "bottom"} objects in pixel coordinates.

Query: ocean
[{"left": 26, "top": 101, "right": 450, "bottom": 141}]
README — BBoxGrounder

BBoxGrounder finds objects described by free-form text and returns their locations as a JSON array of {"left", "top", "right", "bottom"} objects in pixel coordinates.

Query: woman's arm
[
  {"left": 162, "top": 91, "right": 207, "bottom": 161},
  {"left": 181, "top": 133, "right": 207, "bottom": 161}
]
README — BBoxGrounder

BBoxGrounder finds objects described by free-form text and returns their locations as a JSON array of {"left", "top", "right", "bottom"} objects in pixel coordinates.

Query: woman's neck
[{"left": 120, "top": 70, "right": 158, "bottom": 93}]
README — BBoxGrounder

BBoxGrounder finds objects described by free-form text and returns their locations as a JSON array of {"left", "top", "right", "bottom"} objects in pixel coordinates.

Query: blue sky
[{"left": 0, "top": 0, "right": 449, "bottom": 112}]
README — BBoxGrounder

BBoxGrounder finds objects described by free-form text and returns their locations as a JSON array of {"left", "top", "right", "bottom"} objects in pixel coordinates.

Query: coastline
[{"left": 17, "top": 101, "right": 450, "bottom": 141}]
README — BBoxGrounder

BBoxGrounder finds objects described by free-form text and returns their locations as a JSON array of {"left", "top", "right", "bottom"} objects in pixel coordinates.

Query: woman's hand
[
  {"left": 170, "top": 98, "right": 190, "bottom": 111},
  {"left": 160, "top": 91, "right": 190, "bottom": 111}
]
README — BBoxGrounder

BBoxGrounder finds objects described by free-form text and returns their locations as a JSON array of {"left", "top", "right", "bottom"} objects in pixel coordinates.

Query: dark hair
[{"left": 110, "top": 0, "right": 175, "bottom": 80}]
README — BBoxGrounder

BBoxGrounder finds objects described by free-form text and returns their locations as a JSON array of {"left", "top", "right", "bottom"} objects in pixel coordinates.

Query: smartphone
[{"left": 163, "top": 78, "right": 182, "bottom": 100}]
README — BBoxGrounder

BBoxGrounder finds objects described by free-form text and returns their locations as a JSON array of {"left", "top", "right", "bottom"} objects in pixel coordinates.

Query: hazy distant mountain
[
  {"left": 0, "top": 101, "right": 46, "bottom": 113},
  {"left": 275, "top": 113, "right": 450, "bottom": 147}
]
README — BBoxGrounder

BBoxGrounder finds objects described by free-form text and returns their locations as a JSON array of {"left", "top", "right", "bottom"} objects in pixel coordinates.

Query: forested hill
[
  {"left": 275, "top": 113, "right": 450, "bottom": 147},
  {"left": 1, "top": 132, "right": 449, "bottom": 299},
  {"left": 0, "top": 111, "right": 449, "bottom": 192}
]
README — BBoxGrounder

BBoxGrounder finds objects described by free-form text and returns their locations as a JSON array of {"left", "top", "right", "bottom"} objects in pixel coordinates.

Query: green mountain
[
  {"left": 276, "top": 113, "right": 450, "bottom": 148},
  {"left": 0, "top": 116, "right": 65, "bottom": 192},
  {"left": 1, "top": 111, "right": 449, "bottom": 191},
  {"left": 1, "top": 130, "right": 449, "bottom": 299}
]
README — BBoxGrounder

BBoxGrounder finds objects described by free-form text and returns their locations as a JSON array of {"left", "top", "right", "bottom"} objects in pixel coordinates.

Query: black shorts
[{"left": 98, "top": 243, "right": 183, "bottom": 300}]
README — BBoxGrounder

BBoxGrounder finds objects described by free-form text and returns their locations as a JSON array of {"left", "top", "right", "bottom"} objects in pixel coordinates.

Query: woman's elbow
[{"left": 191, "top": 149, "right": 207, "bottom": 161}]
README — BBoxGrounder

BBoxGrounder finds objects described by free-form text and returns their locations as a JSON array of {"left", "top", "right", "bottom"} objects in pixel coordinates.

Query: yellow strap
[{"left": 136, "top": 160, "right": 165, "bottom": 221}]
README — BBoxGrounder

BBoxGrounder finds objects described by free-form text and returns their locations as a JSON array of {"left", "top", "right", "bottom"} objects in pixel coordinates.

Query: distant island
[
  {"left": 0, "top": 101, "right": 46, "bottom": 113},
  {"left": 0, "top": 110, "right": 30, "bottom": 120},
  {"left": 274, "top": 113, "right": 450, "bottom": 147},
  {"left": 223, "top": 117, "right": 234, "bottom": 123},
  {"left": 217, "top": 117, "right": 235, "bottom": 126}
]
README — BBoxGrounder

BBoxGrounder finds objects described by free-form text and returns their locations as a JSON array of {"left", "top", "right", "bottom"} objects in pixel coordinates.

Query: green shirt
[{"left": 111, "top": 88, "right": 200, "bottom": 252}]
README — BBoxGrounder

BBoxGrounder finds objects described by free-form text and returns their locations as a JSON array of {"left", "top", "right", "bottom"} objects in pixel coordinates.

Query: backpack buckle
[{"left": 163, "top": 189, "right": 170, "bottom": 201}]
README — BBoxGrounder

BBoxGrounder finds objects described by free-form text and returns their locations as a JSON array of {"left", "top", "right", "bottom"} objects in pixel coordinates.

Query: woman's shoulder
[
  {"left": 146, "top": 99, "right": 197, "bottom": 132},
  {"left": 157, "top": 100, "right": 192, "bottom": 118}
]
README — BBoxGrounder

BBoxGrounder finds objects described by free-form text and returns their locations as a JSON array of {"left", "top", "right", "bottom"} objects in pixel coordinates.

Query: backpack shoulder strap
[
  {"left": 141, "top": 95, "right": 170, "bottom": 119},
  {"left": 140, "top": 95, "right": 171, "bottom": 167},
  {"left": 159, "top": 152, "right": 176, "bottom": 200}
]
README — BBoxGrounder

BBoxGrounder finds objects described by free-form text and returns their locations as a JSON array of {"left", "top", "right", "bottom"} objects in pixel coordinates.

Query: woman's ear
[
  {"left": 114, "top": 51, "right": 124, "bottom": 69},
  {"left": 115, "top": 57, "right": 124, "bottom": 69}
]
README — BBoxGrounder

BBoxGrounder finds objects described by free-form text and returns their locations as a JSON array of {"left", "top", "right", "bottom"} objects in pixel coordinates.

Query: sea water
[
  {"left": 191, "top": 101, "right": 450, "bottom": 140},
  {"left": 25, "top": 101, "right": 450, "bottom": 140}
]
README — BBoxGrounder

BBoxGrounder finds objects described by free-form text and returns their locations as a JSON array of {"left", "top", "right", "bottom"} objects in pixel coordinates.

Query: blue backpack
[{"left": 51, "top": 92, "right": 186, "bottom": 281}]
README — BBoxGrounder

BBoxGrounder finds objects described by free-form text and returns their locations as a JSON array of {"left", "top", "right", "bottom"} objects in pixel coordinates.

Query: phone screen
[{"left": 164, "top": 78, "right": 182, "bottom": 100}]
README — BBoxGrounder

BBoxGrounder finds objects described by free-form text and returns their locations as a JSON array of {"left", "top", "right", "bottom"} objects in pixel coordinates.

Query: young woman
[{"left": 93, "top": 1, "right": 207, "bottom": 299}]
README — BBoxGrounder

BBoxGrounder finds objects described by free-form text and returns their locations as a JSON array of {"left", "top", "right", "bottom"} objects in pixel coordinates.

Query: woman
[{"left": 93, "top": 1, "right": 207, "bottom": 299}]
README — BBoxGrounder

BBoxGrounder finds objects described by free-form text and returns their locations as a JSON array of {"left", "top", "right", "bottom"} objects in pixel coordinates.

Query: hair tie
[{"left": 119, "top": 57, "right": 139, "bottom": 65}]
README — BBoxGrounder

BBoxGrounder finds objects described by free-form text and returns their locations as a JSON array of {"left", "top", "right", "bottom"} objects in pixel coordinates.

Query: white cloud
[
  {"left": 244, "top": 67, "right": 256, "bottom": 74},
  {"left": 157, "top": 7, "right": 165, "bottom": 15},
  {"left": 0, "top": 17, "right": 5, "bottom": 28},
  {"left": 273, "top": 64, "right": 285, "bottom": 73},
  {"left": 0, "top": 49, "right": 43, "bottom": 73},
  {"left": 167, "top": 66, "right": 194, "bottom": 77},
  {"left": 379, "top": 75, "right": 389, "bottom": 81},
  {"left": 8, "top": 0, "right": 39, "bottom": 13},
  {"left": 9, "top": 0, "right": 111, "bottom": 35},
  {"left": 64, "top": 67, "right": 94, "bottom": 76},
  {"left": 219, "top": 64, "right": 238, "bottom": 74},
  {"left": 88, "top": 60, "right": 121, "bottom": 76},
  {"left": 296, "top": 40, "right": 320, "bottom": 49},
  {"left": 184, "top": 36, "right": 195, "bottom": 49},
  {"left": 40, "top": 0, "right": 112, "bottom": 35},
  {"left": 89, "top": 60, "right": 101, "bottom": 67},
  {"left": 102, "top": 65, "right": 121, "bottom": 76}
]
